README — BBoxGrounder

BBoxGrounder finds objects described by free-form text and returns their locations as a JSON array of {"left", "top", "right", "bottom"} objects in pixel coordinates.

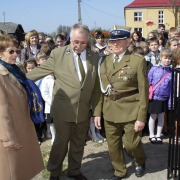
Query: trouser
[
  {"left": 47, "top": 120, "right": 89, "bottom": 177},
  {"left": 104, "top": 120, "right": 146, "bottom": 178},
  {"left": 34, "top": 122, "right": 42, "bottom": 142}
]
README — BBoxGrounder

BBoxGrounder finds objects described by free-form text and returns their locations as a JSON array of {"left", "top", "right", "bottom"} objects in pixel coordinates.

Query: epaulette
[{"left": 134, "top": 53, "right": 143, "bottom": 58}]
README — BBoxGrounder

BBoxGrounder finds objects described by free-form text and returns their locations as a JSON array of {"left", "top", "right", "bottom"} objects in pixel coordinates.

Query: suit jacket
[
  {"left": 21, "top": 44, "right": 41, "bottom": 64},
  {"left": 0, "top": 64, "right": 44, "bottom": 180},
  {"left": 27, "top": 45, "right": 102, "bottom": 123},
  {"left": 97, "top": 50, "right": 149, "bottom": 123}
]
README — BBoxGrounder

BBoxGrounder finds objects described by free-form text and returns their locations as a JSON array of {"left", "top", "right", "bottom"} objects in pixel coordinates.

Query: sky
[{"left": 0, "top": 0, "right": 135, "bottom": 34}]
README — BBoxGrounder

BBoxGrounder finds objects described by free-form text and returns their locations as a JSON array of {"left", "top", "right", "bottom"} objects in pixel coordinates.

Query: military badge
[
  {"left": 87, "top": 51, "right": 91, "bottom": 57},
  {"left": 66, "top": 49, "right": 71, "bottom": 55}
]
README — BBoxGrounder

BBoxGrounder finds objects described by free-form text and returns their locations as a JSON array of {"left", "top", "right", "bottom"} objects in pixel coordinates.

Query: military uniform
[{"left": 95, "top": 25, "right": 149, "bottom": 178}]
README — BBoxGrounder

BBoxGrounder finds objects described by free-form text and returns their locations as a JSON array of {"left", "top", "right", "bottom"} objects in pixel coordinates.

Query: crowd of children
[
  {"left": 126, "top": 24, "right": 180, "bottom": 144},
  {"left": 1, "top": 23, "right": 180, "bottom": 146}
]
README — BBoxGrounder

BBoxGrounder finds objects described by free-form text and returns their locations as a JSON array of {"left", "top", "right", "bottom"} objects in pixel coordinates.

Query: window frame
[
  {"left": 134, "top": 12, "right": 143, "bottom": 22},
  {"left": 158, "top": 10, "right": 164, "bottom": 24},
  {"left": 134, "top": 27, "right": 143, "bottom": 35}
]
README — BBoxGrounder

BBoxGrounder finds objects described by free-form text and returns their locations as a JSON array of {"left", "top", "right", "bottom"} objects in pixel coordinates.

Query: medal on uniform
[
  {"left": 123, "top": 76, "right": 128, "bottom": 81},
  {"left": 128, "top": 76, "right": 132, "bottom": 80}
]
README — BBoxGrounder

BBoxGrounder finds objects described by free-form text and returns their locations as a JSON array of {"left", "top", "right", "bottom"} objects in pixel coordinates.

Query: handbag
[{"left": 149, "top": 70, "right": 171, "bottom": 100}]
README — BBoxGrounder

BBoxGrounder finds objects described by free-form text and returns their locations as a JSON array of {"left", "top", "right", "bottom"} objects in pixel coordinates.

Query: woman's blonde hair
[
  {"left": 0, "top": 34, "right": 19, "bottom": 53},
  {"left": 25, "top": 30, "right": 39, "bottom": 45}
]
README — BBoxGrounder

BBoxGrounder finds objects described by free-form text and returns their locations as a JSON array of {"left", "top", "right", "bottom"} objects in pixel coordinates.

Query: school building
[{"left": 124, "top": 0, "right": 180, "bottom": 38}]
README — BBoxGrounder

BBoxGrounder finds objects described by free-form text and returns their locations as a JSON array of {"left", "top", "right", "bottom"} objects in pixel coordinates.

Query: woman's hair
[
  {"left": 25, "top": 30, "right": 39, "bottom": 45},
  {"left": 159, "top": 48, "right": 173, "bottom": 58},
  {"left": 55, "top": 34, "right": 66, "bottom": 41},
  {"left": 132, "top": 47, "right": 144, "bottom": 56},
  {"left": 24, "top": 58, "right": 38, "bottom": 70},
  {"left": 0, "top": 34, "right": 19, "bottom": 53},
  {"left": 36, "top": 52, "right": 47, "bottom": 61},
  {"left": 156, "top": 33, "right": 164, "bottom": 45},
  {"left": 166, "top": 37, "right": 179, "bottom": 48},
  {"left": 148, "top": 31, "right": 156, "bottom": 39},
  {"left": 130, "top": 31, "right": 141, "bottom": 44},
  {"left": 95, "top": 31, "right": 104, "bottom": 39}
]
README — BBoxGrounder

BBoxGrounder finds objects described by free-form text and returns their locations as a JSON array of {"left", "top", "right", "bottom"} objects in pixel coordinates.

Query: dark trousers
[
  {"left": 47, "top": 120, "right": 89, "bottom": 177},
  {"left": 104, "top": 120, "right": 146, "bottom": 178},
  {"left": 34, "top": 123, "right": 42, "bottom": 142}
]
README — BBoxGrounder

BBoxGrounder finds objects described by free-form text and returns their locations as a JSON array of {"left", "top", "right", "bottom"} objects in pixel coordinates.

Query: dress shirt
[
  {"left": 72, "top": 49, "right": 87, "bottom": 82},
  {"left": 113, "top": 51, "right": 126, "bottom": 63}
]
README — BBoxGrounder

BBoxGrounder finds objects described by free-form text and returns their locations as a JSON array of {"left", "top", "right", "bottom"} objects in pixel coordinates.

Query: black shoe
[
  {"left": 49, "top": 176, "right": 60, "bottom": 180},
  {"left": 68, "top": 173, "right": 88, "bottom": 180},
  {"left": 149, "top": 137, "right": 157, "bottom": 144},
  {"left": 109, "top": 175, "right": 122, "bottom": 180},
  {"left": 156, "top": 137, "right": 163, "bottom": 144},
  {"left": 135, "top": 163, "right": 145, "bottom": 177}
]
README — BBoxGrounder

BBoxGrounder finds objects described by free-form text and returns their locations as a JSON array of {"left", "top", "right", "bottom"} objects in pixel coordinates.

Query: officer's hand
[
  {"left": 134, "top": 120, "right": 145, "bottom": 132},
  {"left": 94, "top": 116, "right": 101, "bottom": 129}
]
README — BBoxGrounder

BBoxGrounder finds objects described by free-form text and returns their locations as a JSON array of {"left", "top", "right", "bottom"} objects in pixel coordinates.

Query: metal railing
[{"left": 168, "top": 67, "right": 180, "bottom": 180}]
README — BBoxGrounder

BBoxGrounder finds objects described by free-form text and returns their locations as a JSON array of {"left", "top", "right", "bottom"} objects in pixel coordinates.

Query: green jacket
[
  {"left": 96, "top": 50, "right": 149, "bottom": 123},
  {"left": 27, "top": 45, "right": 102, "bottom": 123}
]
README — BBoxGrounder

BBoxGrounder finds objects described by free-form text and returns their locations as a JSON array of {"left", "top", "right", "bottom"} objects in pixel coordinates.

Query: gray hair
[{"left": 70, "top": 24, "right": 90, "bottom": 40}]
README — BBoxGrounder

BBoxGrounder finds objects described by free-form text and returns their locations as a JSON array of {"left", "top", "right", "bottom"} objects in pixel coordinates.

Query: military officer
[
  {"left": 27, "top": 24, "right": 102, "bottom": 180},
  {"left": 94, "top": 25, "right": 149, "bottom": 180}
]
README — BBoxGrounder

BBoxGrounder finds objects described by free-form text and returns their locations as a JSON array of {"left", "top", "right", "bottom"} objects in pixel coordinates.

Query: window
[
  {"left": 134, "top": 12, "right": 142, "bottom": 22},
  {"left": 159, "top": 11, "right": 164, "bottom": 24},
  {"left": 134, "top": 28, "right": 142, "bottom": 33}
]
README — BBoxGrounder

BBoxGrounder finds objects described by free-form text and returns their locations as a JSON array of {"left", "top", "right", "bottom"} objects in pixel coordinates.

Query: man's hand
[
  {"left": 134, "top": 120, "right": 145, "bottom": 132},
  {"left": 93, "top": 116, "right": 101, "bottom": 129}
]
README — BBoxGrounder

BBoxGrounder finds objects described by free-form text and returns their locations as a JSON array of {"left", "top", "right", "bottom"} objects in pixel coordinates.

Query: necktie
[
  {"left": 77, "top": 53, "right": 85, "bottom": 85},
  {"left": 114, "top": 55, "right": 119, "bottom": 69}
]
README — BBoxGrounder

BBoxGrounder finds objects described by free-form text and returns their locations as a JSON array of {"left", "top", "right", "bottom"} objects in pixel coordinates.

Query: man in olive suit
[
  {"left": 94, "top": 25, "right": 149, "bottom": 180},
  {"left": 27, "top": 24, "right": 101, "bottom": 180}
]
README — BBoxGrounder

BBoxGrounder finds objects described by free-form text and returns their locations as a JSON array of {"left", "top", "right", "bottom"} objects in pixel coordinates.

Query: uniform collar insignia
[
  {"left": 66, "top": 49, "right": 71, "bottom": 55},
  {"left": 87, "top": 51, "right": 91, "bottom": 57}
]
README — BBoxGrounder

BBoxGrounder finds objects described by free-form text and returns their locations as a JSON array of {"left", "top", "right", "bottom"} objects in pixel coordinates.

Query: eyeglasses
[
  {"left": 4, "top": 49, "right": 21, "bottom": 55},
  {"left": 72, "top": 40, "right": 87, "bottom": 46}
]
